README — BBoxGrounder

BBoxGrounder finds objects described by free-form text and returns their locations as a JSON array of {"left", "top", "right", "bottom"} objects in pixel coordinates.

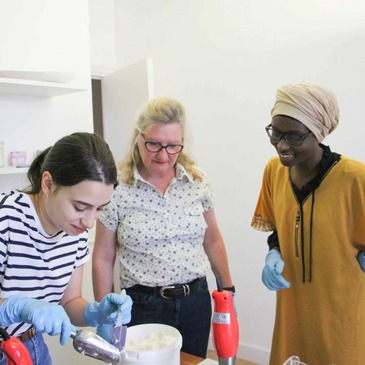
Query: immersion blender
[{"left": 211, "top": 289, "right": 239, "bottom": 365}]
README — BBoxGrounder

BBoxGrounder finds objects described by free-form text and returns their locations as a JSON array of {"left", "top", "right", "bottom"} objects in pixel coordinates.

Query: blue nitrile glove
[
  {"left": 262, "top": 249, "right": 291, "bottom": 291},
  {"left": 0, "top": 295, "right": 74, "bottom": 345},
  {"left": 96, "top": 323, "right": 115, "bottom": 344},
  {"left": 85, "top": 292, "right": 132, "bottom": 339},
  {"left": 89, "top": 291, "right": 132, "bottom": 343},
  {"left": 357, "top": 252, "right": 365, "bottom": 272}
]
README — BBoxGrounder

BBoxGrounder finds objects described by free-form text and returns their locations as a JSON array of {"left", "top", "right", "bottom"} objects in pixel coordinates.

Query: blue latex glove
[
  {"left": 85, "top": 292, "right": 132, "bottom": 328},
  {"left": 357, "top": 251, "right": 365, "bottom": 272},
  {"left": 262, "top": 249, "right": 291, "bottom": 291},
  {"left": 0, "top": 295, "right": 74, "bottom": 345},
  {"left": 96, "top": 323, "right": 114, "bottom": 344},
  {"left": 88, "top": 291, "right": 132, "bottom": 343}
]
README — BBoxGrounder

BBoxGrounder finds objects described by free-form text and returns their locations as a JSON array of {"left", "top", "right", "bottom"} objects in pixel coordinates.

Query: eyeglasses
[
  {"left": 265, "top": 124, "right": 314, "bottom": 146},
  {"left": 140, "top": 134, "right": 184, "bottom": 155}
]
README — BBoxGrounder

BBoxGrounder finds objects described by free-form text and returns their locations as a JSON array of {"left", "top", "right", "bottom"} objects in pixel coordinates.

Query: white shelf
[
  {"left": 0, "top": 167, "right": 28, "bottom": 175},
  {"left": 0, "top": 77, "right": 85, "bottom": 97}
]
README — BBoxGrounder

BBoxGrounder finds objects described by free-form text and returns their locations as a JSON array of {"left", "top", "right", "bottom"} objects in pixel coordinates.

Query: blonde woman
[{"left": 93, "top": 97, "right": 234, "bottom": 358}]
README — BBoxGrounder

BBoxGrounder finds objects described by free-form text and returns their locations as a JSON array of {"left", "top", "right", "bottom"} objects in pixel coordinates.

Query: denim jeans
[
  {"left": 0, "top": 332, "right": 52, "bottom": 365},
  {"left": 126, "top": 277, "right": 212, "bottom": 358}
]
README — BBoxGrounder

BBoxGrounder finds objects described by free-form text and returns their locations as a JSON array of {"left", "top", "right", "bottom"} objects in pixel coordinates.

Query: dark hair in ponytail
[{"left": 23, "top": 132, "right": 117, "bottom": 194}]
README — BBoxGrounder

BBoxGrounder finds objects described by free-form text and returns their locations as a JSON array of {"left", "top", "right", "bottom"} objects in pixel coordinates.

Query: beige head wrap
[{"left": 271, "top": 83, "right": 339, "bottom": 142}]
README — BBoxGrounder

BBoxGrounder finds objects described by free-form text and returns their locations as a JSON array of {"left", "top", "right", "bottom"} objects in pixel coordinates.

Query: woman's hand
[{"left": 0, "top": 295, "right": 74, "bottom": 345}]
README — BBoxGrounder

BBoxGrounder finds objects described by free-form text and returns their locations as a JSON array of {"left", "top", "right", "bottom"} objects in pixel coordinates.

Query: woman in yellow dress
[{"left": 252, "top": 83, "right": 365, "bottom": 365}]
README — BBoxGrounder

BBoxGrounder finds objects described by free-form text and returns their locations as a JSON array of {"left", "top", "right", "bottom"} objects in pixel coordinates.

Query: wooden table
[{"left": 180, "top": 351, "right": 205, "bottom": 364}]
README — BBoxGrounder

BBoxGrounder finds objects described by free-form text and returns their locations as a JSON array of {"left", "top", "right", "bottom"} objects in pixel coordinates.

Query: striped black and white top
[{"left": 0, "top": 191, "right": 89, "bottom": 337}]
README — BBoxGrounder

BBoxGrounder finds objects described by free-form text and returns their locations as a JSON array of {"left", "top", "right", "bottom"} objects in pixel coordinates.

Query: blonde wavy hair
[{"left": 118, "top": 96, "right": 203, "bottom": 185}]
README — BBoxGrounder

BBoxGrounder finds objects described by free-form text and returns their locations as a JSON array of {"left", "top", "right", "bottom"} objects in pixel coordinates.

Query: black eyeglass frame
[
  {"left": 265, "top": 124, "right": 314, "bottom": 146},
  {"left": 140, "top": 134, "right": 184, "bottom": 155}
]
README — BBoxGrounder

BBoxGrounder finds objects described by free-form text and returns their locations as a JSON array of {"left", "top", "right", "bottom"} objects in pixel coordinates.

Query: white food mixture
[{"left": 126, "top": 332, "right": 178, "bottom": 351}]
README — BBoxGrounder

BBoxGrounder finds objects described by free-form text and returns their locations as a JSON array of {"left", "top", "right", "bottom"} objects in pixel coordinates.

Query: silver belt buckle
[
  {"left": 182, "top": 284, "right": 190, "bottom": 296},
  {"left": 159, "top": 284, "right": 191, "bottom": 298},
  {"left": 160, "top": 285, "right": 175, "bottom": 298}
]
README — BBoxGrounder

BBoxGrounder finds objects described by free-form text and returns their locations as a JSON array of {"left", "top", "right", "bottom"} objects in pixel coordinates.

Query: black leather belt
[{"left": 128, "top": 277, "right": 204, "bottom": 299}]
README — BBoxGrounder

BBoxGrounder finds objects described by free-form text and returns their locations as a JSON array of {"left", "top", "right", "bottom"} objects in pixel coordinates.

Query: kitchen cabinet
[{"left": 101, "top": 58, "right": 153, "bottom": 161}]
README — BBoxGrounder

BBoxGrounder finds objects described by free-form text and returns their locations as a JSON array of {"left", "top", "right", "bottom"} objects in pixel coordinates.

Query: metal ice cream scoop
[{"left": 71, "top": 329, "right": 121, "bottom": 364}]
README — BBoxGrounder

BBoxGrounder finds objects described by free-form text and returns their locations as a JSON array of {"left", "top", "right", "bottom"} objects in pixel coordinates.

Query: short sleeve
[
  {"left": 200, "top": 176, "right": 215, "bottom": 212},
  {"left": 98, "top": 188, "right": 120, "bottom": 231}
]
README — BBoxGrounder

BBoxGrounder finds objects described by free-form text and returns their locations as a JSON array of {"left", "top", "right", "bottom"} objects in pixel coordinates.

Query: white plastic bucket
[{"left": 119, "top": 323, "right": 182, "bottom": 365}]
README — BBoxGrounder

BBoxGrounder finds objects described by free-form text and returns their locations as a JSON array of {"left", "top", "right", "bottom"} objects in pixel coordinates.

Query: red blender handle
[{"left": 212, "top": 289, "right": 239, "bottom": 361}]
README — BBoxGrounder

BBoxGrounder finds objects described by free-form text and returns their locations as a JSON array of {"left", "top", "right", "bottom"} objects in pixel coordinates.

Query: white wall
[
  {"left": 89, "top": 0, "right": 117, "bottom": 77},
  {"left": 106, "top": 1, "right": 365, "bottom": 364}
]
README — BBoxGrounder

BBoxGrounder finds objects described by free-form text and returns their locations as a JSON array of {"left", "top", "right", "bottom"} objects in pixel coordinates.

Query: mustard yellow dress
[{"left": 252, "top": 155, "right": 365, "bottom": 365}]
